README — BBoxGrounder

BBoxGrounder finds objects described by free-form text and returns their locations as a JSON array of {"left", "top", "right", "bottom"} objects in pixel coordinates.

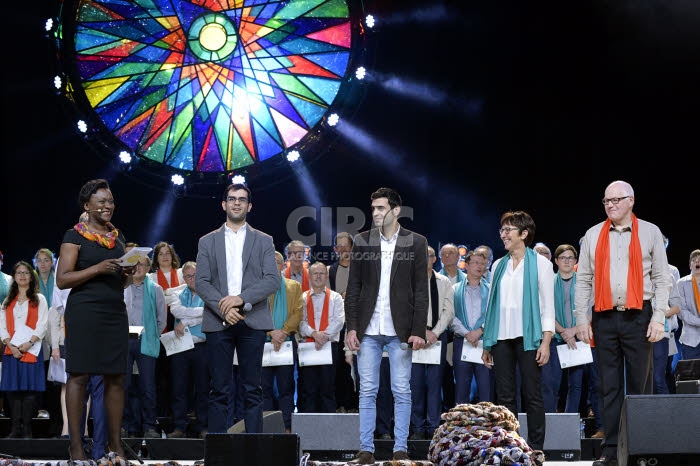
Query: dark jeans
[
  {"left": 410, "top": 332, "right": 448, "bottom": 433},
  {"left": 171, "top": 342, "right": 209, "bottom": 433},
  {"left": 262, "top": 340, "right": 297, "bottom": 428},
  {"left": 124, "top": 339, "right": 158, "bottom": 432},
  {"left": 207, "top": 322, "right": 266, "bottom": 433},
  {"left": 453, "top": 337, "right": 491, "bottom": 404}
]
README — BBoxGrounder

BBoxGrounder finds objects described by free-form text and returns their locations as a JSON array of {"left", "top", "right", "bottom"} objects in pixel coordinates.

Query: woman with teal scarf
[{"left": 481, "top": 211, "right": 555, "bottom": 451}]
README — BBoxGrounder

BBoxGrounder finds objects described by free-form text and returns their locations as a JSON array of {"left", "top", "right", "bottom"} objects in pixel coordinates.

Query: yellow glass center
[{"left": 199, "top": 23, "right": 227, "bottom": 51}]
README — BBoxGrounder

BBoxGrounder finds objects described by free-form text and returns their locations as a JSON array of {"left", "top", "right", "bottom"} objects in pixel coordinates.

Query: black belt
[{"left": 613, "top": 299, "right": 650, "bottom": 312}]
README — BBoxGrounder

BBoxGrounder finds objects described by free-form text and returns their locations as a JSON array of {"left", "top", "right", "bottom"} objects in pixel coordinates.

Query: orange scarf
[
  {"left": 305, "top": 288, "right": 330, "bottom": 342},
  {"left": 693, "top": 276, "right": 700, "bottom": 317},
  {"left": 157, "top": 268, "right": 179, "bottom": 290},
  {"left": 594, "top": 214, "right": 643, "bottom": 312},
  {"left": 286, "top": 266, "right": 309, "bottom": 292},
  {"left": 3, "top": 298, "right": 39, "bottom": 363}
]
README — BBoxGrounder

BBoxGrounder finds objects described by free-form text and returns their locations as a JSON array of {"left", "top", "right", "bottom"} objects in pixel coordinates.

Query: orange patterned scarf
[
  {"left": 74, "top": 222, "right": 119, "bottom": 249},
  {"left": 3, "top": 298, "right": 39, "bottom": 363},
  {"left": 594, "top": 214, "right": 643, "bottom": 311},
  {"left": 692, "top": 276, "right": 700, "bottom": 317},
  {"left": 305, "top": 289, "right": 330, "bottom": 342}
]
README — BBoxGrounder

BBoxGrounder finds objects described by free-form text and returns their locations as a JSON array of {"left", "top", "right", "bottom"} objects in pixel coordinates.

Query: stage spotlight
[
  {"left": 365, "top": 15, "right": 375, "bottom": 28},
  {"left": 118, "top": 151, "right": 132, "bottom": 164},
  {"left": 231, "top": 174, "right": 246, "bottom": 184},
  {"left": 77, "top": 120, "right": 87, "bottom": 133},
  {"left": 171, "top": 174, "right": 184, "bottom": 186},
  {"left": 54, "top": 76, "right": 62, "bottom": 90},
  {"left": 286, "top": 150, "right": 301, "bottom": 163},
  {"left": 327, "top": 114, "right": 340, "bottom": 127},
  {"left": 45, "top": 18, "right": 54, "bottom": 32},
  {"left": 355, "top": 66, "right": 366, "bottom": 80}
]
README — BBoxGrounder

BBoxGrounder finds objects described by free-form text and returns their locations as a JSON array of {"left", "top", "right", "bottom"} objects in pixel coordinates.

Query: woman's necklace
[{"left": 17, "top": 295, "right": 28, "bottom": 304}]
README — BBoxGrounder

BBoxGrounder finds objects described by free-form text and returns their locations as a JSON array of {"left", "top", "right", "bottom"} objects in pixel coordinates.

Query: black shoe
[
  {"left": 409, "top": 431, "right": 425, "bottom": 440},
  {"left": 592, "top": 456, "right": 618, "bottom": 466},
  {"left": 377, "top": 433, "right": 392, "bottom": 440}
]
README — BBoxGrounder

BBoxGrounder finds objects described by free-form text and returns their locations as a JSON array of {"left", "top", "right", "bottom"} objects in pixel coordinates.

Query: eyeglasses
[
  {"left": 157, "top": 251, "right": 172, "bottom": 257},
  {"left": 287, "top": 251, "right": 305, "bottom": 258},
  {"left": 226, "top": 196, "right": 249, "bottom": 204},
  {"left": 15, "top": 270, "right": 31, "bottom": 276},
  {"left": 601, "top": 196, "right": 631, "bottom": 206},
  {"left": 499, "top": 227, "right": 519, "bottom": 235},
  {"left": 557, "top": 256, "right": 576, "bottom": 262},
  {"left": 183, "top": 274, "right": 195, "bottom": 279}
]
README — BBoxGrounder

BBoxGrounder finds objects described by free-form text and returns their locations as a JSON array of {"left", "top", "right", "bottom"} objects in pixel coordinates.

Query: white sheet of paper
[
  {"left": 129, "top": 326, "right": 144, "bottom": 336},
  {"left": 461, "top": 339, "right": 485, "bottom": 364},
  {"left": 557, "top": 341, "right": 593, "bottom": 368},
  {"left": 119, "top": 247, "right": 153, "bottom": 267},
  {"left": 297, "top": 341, "right": 333, "bottom": 367},
  {"left": 262, "top": 341, "right": 294, "bottom": 367},
  {"left": 160, "top": 326, "right": 195, "bottom": 356},
  {"left": 9, "top": 325, "right": 42, "bottom": 357},
  {"left": 47, "top": 357, "right": 67, "bottom": 383},
  {"left": 412, "top": 340, "right": 442, "bottom": 365}
]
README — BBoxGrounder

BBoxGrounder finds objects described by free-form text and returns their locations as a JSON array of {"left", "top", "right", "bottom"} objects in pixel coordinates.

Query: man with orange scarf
[
  {"left": 297, "top": 262, "right": 345, "bottom": 413},
  {"left": 574, "top": 180, "right": 671, "bottom": 466}
]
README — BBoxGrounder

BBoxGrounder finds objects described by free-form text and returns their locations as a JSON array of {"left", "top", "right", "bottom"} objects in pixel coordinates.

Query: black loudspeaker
[
  {"left": 205, "top": 433, "right": 300, "bottom": 466},
  {"left": 618, "top": 394, "right": 700, "bottom": 466},
  {"left": 227, "top": 410, "right": 285, "bottom": 434},
  {"left": 517, "top": 413, "right": 581, "bottom": 461}
]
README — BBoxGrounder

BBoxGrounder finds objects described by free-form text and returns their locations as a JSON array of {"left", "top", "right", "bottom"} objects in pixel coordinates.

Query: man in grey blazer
[
  {"left": 195, "top": 183, "right": 280, "bottom": 433},
  {"left": 345, "top": 187, "right": 429, "bottom": 464}
]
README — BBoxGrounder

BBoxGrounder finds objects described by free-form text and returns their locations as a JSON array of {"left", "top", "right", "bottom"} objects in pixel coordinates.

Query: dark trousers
[
  {"left": 171, "top": 342, "right": 209, "bottom": 433},
  {"left": 124, "top": 339, "right": 158, "bottom": 432},
  {"left": 453, "top": 337, "right": 491, "bottom": 404},
  {"left": 298, "top": 342, "right": 338, "bottom": 413},
  {"left": 410, "top": 332, "right": 448, "bottom": 433},
  {"left": 491, "top": 337, "right": 545, "bottom": 450},
  {"left": 592, "top": 305, "right": 653, "bottom": 459},
  {"left": 207, "top": 322, "right": 266, "bottom": 433},
  {"left": 262, "top": 340, "right": 297, "bottom": 428}
]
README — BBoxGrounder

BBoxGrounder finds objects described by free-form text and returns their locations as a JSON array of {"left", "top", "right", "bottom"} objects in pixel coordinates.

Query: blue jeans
[
  {"left": 207, "top": 323, "right": 266, "bottom": 433},
  {"left": 357, "top": 335, "right": 412, "bottom": 453}
]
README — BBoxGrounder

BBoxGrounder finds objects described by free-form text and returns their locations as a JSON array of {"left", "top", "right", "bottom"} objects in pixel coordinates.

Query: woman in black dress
[{"left": 56, "top": 179, "right": 134, "bottom": 460}]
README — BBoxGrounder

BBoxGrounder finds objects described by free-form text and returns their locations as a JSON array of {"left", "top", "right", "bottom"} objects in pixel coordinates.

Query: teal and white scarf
[
  {"left": 553, "top": 272, "right": 576, "bottom": 342},
  {"left": 454, "top": 279, "right": 489, "bottom": 333},
  {"left": 270, "top": 276, "right": 289, "bottom": 341},
  {"left": 140, "top": 276, "right": 161, "bottom": 358},
  {"left": 483, "top": 248, "right": 542, "bottom": 351}
]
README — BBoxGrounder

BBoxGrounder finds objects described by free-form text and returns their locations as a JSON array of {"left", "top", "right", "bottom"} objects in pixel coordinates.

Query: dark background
[{"left": 1, "top": 0, "right": 697, "bottom": 273}]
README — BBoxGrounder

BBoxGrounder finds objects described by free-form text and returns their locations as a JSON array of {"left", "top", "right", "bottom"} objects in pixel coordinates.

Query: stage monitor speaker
[
  {"left": 618, "top": 394, "right": 700, "bottom": 466},
  {"left": 518, "top": 413, "right": 580, "bottom": 461},
  {"left": 227, "top": 410, "right": 285, "bottom": 434},
  {"left": 292, "top": 412, "right": 360, "bottom": 451},
  {"left": 205, "top": 433, "right": 299, "bottom": 466}
]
